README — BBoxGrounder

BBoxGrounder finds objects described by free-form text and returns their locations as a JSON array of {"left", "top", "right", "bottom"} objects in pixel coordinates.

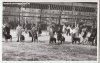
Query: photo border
[{"left": 0, "top": 0, "right": 99, "bottom": 63}]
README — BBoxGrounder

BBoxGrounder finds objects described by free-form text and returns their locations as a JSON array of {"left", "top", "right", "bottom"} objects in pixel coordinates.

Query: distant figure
[
  {"left": 83, "top": 31, "right": 91, "bottom": 44},
  {"left": 46, "top": 25, "right": 50, "bottom": 35},
  {"left": 70, "top": 26, "right": 76, "bottom": 35},
  {"left": 49, "top": 25, "right": 56, "bottom": 44},
  {"left": 75, "top": 24, "right": 79, "bottom": 38},
  {"left": 49, "top": 25, "right": 55, "bottom": 43},
  {"left": 62, "top": 24, "right": 66, "bottom": 34},
  {"left": 88, "top": 26, "right": 97, "bottom": 45},
  {"left": 30, "top": 24, "right": 38, "bottom": 42},
  {"left": 2, "top": 24, "right": 6, "bottom": 38},
  {"left": 16, "top": 24, "right": 23, "bottom": 42},
  {"left": 57, "top": 25, "right": 63, "bottom": 42},
  {"left": 66, "top": 25, "right": 71, "bottom": 36},
  {"left": 70, "top": 26, "right": 77, "bottom": 43},
  {"left": 3, "top": 23, "right": 12, "bottom": 42},
  {"left": 49, "top": 26, "right": 54, "bottom": 38},
  {"left": 37, "top": 24, "right": 42, "bottom": 35}
]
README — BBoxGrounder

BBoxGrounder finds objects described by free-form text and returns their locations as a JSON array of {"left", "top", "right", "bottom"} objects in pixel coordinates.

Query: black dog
[
  {"left": 88, "top": 37, "right": 95, "bottom": 45},
  {"left": 72, "top": 37, "right": 80, "bottom": 44},
  {"left": 32, "top": 33, "right": 38, "bottom": 42},
  {"left": 20, "top": 35, "right": 25, "bottom": 42},
  {"left": 72, "top": 33, "right": 80, "bottom": 44},
  {"left": 57, "top": 33, "right": 65, "bottom": 44},
  {"left": 60, "top": 36, "right": 65, "bottom": 44},
  {"left": 57, "top": 33, "right": 62, "bottom": 41},
  {"left": 29, "top": 31, "right": 32, "bottom": 37},
  {"left": 4, "top": 34, "right": 12, "bottom": 41},
  {"left": 49, "top": 37, "right": 56, "bottom": 44}
]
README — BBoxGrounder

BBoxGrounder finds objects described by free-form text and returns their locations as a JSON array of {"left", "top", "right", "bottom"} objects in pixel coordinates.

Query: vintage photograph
[{"left": 2, "top": 2, "right": 98, "bottom": 61}]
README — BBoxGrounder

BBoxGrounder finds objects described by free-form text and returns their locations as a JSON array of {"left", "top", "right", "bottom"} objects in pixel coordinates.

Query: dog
[
  {"left": 32, "top": 32, "right": 38, "bottom": 42},
  {"left": 29, "top": 31, "right": 32, "bottom": 37},
  {"left": 60, "top": 36, "right": 65, "bottom": 44},
  {"left": 20, "top": 35, "right": 25, "bottom": 42},
  {"left": 87, "top": 31, "right": 97, "bottom": 45},
  {"left": 49, "top": 37, "right": 56, "bottom": 44},
  {"left": 72, "top": 34, "right": 80, "bottom": 44},
  {"left": 4, "top": 34, "right": 12, "bottom": 41},
  {"left": 57, "top": 33, "right": 62, "bottom": 41},
  {"left": 72, "top": 37, "right": 80, "bottom": 44},
  {"left": 82, "top": 32, "right": 91, "bottom": 45},
  {"left": 88, "top": 37, "right": 95, "bottom": 45},
  {"left": 57, "top": 33, "right": 65, "bottom": 44},
  {"left": 30, "top": 31, "right": 38, "bottom": 42}
]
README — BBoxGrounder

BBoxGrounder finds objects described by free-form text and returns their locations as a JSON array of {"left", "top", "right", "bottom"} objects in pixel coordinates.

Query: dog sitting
[
  {"left": 20, "top": 35, "right": 25, "bottom": 42},
  {"left": 49, "top": 37, "right": 56, "bottom": 44}
]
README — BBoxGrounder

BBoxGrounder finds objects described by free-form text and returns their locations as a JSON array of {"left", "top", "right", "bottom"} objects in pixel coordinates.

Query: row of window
[{"left": 3, "top": 3, "right": 96, "bottom": 12}]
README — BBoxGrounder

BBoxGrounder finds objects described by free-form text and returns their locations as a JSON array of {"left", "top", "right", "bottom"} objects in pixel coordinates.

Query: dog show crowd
[{"left": 2, "top": 22, "right": 97, "bottom": 46}]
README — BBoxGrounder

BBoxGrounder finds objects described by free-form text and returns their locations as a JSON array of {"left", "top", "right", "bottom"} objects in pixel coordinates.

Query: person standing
[
  {"left": 31, "top": 24, "right": 37, "bottom": 42},
  {"left": 37, "top": 24, "right": 42, "bottom": 36},
  {"left": 70, "top": 26, "right": 77, "bottom": 43},
  {"left": 62, "top": 24, "right": 66, "bottom": 34},
  {"left": 75, "top": 24, "right": 79, "bottom": 38},
  {"left": 16, "top": 24, "right": 23, "bottom": 42},
  {"left": 89, "top": 26, "right": 97, "bottom": 45},
  {"left": 49, "top": 25, "right": 55, "bottom": 43},
  {"left": 46, "top": 25, "right": 50, "bottom": 35},
  {"left": 66, "top": 25, "right": 71, "bottom": 36},
  {"left": 3, "top": 23, "right": 11, "bottom": 41},
  {"left": 57, "top": 25, "right": 63, "bottom": 42},
  {"left": 2, "top": 24, "right": 6, "bottom": 38},
  {"left": 49, "top": 25, "right": 54, "bottom": 38}
]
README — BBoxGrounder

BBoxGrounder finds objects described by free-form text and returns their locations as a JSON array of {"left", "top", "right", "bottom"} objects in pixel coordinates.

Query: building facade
[{"left": 3, "top": 2, "right": 97, "bottom": 29}]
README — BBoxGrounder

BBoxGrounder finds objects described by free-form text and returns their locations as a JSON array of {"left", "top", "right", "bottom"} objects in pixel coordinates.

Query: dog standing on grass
[
  {"left": 72, "top": 33, "right": 80, "bottom": 44},
  {"left": 70, "top": 30, "right": 80, "bottom": 44},
  {"left": 60, "top": 35, "right": 65, "bottom": 44},
  {"left": 49, "top": 36, "right": 56, "bottom": 44},
  {"left": 57, "top": 33, "right": 65, "bottom": 44}
]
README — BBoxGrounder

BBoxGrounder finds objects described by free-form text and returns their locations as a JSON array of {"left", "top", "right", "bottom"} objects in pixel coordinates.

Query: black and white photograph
[{"left": 2, "top": 0, "right": 99, "bottom": 62}]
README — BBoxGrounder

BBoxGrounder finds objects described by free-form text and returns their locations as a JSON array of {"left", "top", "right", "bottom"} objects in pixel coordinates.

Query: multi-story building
[{"left": 3, "top": 2, "right": 97, "bottom": 29}]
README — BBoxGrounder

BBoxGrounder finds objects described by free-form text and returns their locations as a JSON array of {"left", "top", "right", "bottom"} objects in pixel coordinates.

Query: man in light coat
[{"left": 16, "top": 24, "right": 23, "bottom": 42}]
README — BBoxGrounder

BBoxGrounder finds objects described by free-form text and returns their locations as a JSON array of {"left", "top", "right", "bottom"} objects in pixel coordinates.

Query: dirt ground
[{"left": 2, "top": 30, "right": 97, "bottom": 61}]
